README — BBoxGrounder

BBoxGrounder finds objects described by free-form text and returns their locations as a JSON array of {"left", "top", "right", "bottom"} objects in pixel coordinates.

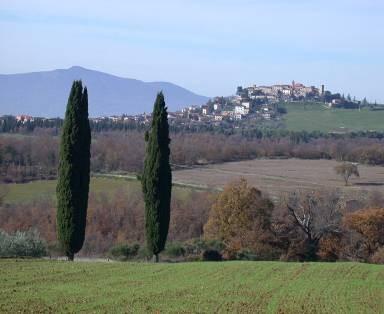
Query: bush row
[
  {"left": 107, "top": 239, "right": 224, "bottom": 262},
  {"left": 0, "top": 229, "right": 47, "bottom": 258},
  {"left": 2, "top": 131, "right": 384, "bottom": 183}
]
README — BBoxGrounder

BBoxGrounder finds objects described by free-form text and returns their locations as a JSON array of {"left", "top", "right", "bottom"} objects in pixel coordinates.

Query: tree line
[
  {"left": 1, "top": 131, "right": 384, "bottom": 184},
  {"left": 1, "top": 176, "right": 383, "bottom": 263}
]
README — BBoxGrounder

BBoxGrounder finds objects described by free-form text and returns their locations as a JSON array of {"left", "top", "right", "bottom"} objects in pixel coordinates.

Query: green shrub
[
  {"left": 0, "top": 229, "right": 47, "bottom": 258},
  {"left": 202, "top": 249, "right": 222, "bottom": 261},
  {"left": 236, "top": 249, "right": 259, "bottom": 261},
  {"left": 108, "top": 243, "right": 140, "bottom": 261},
  {"left": 164, "top": 242, "right": 186, "bottom": 257},
  {"left": 184, "top": 239, "right": 224, "bottom": 256},
  {"left": 137, "top": 246, "right": 152, "bottom": 260}
]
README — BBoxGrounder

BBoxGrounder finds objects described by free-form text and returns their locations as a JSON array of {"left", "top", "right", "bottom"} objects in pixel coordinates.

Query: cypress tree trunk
[
  {"left": 142, "top": 92, "right": 172, "bottom": 263},
  {"left": 56, "top": 81, "right": 91, "bottom": 261},
  {"left": 68, "top": 252, "right": 74, "bottom": 261}
]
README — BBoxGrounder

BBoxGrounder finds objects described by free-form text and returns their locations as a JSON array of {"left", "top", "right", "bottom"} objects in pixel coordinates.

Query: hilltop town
[
  {"left": 86, "top": 81, "right": 363, "bottom": 127},
  {"left": 0, "top": 81, "right": 373, "bottom": 132},
  {"left": 98, "top": 81, "right": 369, "bottom": 126},
  {"left": 172, "top": 81, "right": 325, "bottom": 124}
]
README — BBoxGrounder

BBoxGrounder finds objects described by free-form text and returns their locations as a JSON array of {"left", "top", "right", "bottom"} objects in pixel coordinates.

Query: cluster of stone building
[
  {"left": 239, "top": 81, "right": 323, "bottom": 101},
  {"left": 176, "top": 100, "right": 271, "bottom": 122},
  {"left": 15, "top": 115, "right": 34, "bottom": 124},
  {"left": 8, "top": 82, "right": 328, "bottom": 126},
  {"left": 172, "top": 81, "right": 323, "bottom": 123},
  {"left": 88, "top": 81, "right": 322, "bottom": 125},
  {"left": 91, "top": 114, "right": 152, "bottom": 124}
]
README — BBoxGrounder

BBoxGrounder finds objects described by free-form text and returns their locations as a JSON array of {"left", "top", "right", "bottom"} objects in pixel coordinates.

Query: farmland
[
  {"left": 3, "top": 177, "right": 197, "bottom": 205},
  {"left": 282, "top": 102, "right": 384, "bottom": 132},
  {"left": 1, "top": 259, "right": 383, "bottom": 313},
  {"left": 3, "top": 158, "right": 384, "bottom": 204},
  {"left": 3, "top": 177, "right": 132, "bottom": 204},
  {"left": 173, "top": 158, "right": 384, "bottom": 198}
]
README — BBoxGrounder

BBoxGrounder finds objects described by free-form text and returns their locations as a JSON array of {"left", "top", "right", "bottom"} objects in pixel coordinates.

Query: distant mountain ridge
[{"left": 0, "top": 66, "right": 209, "bottom": 117}]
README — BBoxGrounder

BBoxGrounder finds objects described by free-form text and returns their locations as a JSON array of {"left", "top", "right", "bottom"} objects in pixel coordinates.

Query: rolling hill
[
  {"left": 282, "top": 102, "right": 384, "bottom": 132},
  {"left": 0, "top": 66, "right": 209, "bottom": 117}
]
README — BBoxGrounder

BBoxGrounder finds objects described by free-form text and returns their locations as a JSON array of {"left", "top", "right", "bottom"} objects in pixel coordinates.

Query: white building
[
  {"left": 235, "top": 105, "right": 249, "bottom": 115},
  {"left": 214, "top": 115, "right": 223, "bottom": 121},
  {"left": 201, "top": 105, "right": 209, "bottom": 115},
  {"left": 258, "top": 86, "right": 273, "bottom": 94},
  {"left": 213, "top": 103, "right": 221, "bottom": 111}
]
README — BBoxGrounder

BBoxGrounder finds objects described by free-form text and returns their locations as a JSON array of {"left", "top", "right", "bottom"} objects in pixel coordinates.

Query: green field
[
  {"left": 3, "top": 177, "right": 133, "bottom": 204},
  {"left": 3, "top": 176, "right": 197, "bottom": 204},
  {"left": 1, "top": 260, "right": 383, "bottom": 313},
  {"left": 282, "top": 102, "right": 384, "bottom": 132}
]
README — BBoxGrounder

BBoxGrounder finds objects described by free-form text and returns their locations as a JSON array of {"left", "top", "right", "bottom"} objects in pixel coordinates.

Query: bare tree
[
  {"left": 285, "top": 190, "right": 344, "bottom": 260},
  {"left": 334, "top": 162, "right": 359, "bottom": 186}
]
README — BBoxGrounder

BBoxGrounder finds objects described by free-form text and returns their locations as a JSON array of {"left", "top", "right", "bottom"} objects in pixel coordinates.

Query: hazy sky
[{"left": 0, "top": 0, "right": 383, "bottom": 101}]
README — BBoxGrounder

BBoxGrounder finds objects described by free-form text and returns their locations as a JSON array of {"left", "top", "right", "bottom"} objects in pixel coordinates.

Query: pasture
[
  {"left": 282, "top": 102, "right": 384, "bottom": 132},
  {"left": 3, "top": 177, "right": 195, "bottom": 205},
  {"left": 1, "top": 259, "right": 383, "bottom": 313}
]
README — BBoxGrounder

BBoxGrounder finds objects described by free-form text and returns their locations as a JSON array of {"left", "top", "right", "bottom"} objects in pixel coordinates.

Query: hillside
[
  {"left": 0, "top": 66, "right": 209, "bottom": 117},
  {"left": 282, "top": 102, "right": 384, "bottom": 132},
  {"left": 1, "top": 260, "right": 383, "bottom": 313}
]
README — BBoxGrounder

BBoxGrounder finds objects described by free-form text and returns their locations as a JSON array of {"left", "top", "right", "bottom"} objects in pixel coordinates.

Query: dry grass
[{"left": 173, "top": 159, "right": 384, "bottom": 197}]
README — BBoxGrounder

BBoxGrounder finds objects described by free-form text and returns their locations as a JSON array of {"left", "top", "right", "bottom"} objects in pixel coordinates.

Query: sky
[{"left": 0, "top": 0, "right": 383, "bottom": 102}]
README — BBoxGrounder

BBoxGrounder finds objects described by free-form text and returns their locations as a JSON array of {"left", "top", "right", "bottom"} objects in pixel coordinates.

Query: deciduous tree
[
  {"left": 334, "top": 162, "right": 359, "bottom": 186},
  {"left": 204, "top": 178, "right": 274, "bottom": 258},
  {"left": 344, "top": 208, "right": 384, "bottom": 256},
  {"left": 284, "top": 190, "right": 343, "bottom": 261}
]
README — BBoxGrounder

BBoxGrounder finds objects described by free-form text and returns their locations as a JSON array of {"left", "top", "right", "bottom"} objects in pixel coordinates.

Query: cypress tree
[
  {"left": 56, "top": 80, "right": 91, "bottom": 261},
  {"left": 142, "top": 92, "right": 172, "bottom": 262}
]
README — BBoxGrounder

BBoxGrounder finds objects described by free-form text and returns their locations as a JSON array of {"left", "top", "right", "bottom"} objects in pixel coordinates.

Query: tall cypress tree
[
  {"left": 56, "top": 80, "right": 91, "bottom": 261},
  {"left": 142, "top": 92, "right": 172, "bottom": 262}
]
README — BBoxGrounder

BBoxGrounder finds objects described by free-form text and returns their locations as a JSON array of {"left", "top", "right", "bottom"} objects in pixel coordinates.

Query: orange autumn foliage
[{"left": 344, "top": 208, "right": 384, "bottom": 254}]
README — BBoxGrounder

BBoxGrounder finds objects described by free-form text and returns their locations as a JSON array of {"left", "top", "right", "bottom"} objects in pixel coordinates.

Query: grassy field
[
  {"left": 3, "top": 177, "right": 133, "bottom": 204},
  {"left": 1, "top": 260, "right": 383, "bottom": 313},
  {"left": 282, "top": 102, "right": 384, "bottom": 132},
  {"left": 3, "top": 176, "right": 196, "bottom": 204}
]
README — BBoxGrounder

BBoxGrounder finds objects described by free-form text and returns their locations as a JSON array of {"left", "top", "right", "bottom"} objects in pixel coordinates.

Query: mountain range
[{"left": 0, "top": 66, "right": 209, "bottom": 117}]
